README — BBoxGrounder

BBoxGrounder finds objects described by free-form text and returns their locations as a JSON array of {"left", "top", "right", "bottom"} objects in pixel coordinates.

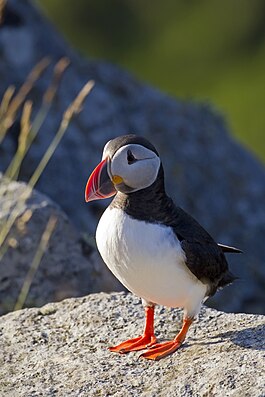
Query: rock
[
  {"left": 0, "top": 175, "right": 122, "bottom": 315},
  {"left": 0, "top": 292, "right": 264, "bottom": 396},
  {"left": 0, "top": 0, "right": 264, "bottom": 314}
]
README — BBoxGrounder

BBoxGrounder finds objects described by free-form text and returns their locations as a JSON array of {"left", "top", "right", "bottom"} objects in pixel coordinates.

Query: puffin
[{"left": 85, "top": 134, "right": 240, "bottom": 361}]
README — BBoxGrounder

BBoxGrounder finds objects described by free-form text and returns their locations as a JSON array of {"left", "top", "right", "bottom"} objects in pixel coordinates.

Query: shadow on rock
[{"left": 210, "top": 324, "right": 265, "bottom": 351}]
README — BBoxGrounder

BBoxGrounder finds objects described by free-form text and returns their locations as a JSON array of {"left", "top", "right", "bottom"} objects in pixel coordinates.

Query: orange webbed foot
[
  {"left": 109, "top": 334, "right": 157, "bottom": 353},
  {"left": 140, "top": 339, "right": 182, "bottom": 360},
  {"left": 109, "top": 305, "right": 156, "bottom": 354},
  {"left": 140, "top": 317, "right": 193, "bottom": 360}
]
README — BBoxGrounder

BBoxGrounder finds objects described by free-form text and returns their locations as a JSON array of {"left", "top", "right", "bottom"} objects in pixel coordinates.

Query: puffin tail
[{"left": 218, "top": 243, "right": 242, "bottom": 254}]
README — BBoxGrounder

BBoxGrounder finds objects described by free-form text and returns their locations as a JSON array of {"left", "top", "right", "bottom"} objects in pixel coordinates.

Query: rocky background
[{"left": 0, "top": 0, "right": 265, "bottom": 316}]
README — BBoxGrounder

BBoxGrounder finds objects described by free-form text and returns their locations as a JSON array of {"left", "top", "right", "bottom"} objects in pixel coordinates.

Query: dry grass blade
[
  {"left": 43, "top": 57, "right": 70, "bottom": 105},
  {"left": 0, "top": 85, "right": 15, "bottom": 122},
  {"left": 1, "top": 102, "right": 32, "bottom": 234},
  {"left": 23, "top": 57, "right": 70, "bottom": 150},
  {"left": 0, "top": 79, "right": 95, "bottom": 260},
  {"left": 29, "top": 79, "right": 95, "bottom": 188},
  {"left": 0, "top": 65, "right": 94, "bottom": 313},
  {"left": 0, "top": 86, "right": 15, "bottom": 143},
  {"left": 19, "top": 101, "right": 32, "bottom": 152},
  {"left": 5, "top": 100, "right": 32, "bottom": 180},
  {"left": 0, "top": 57, "right": 50, "bottom": 143},
  {"left": 0, "top": 0, "right": 6, "bottom": 25},
  {"left": 3, "top": 58, "right": 70, "bottom": 184},
  {"left": 7, "top": 57, "right": 50, "bottom": 120},
  {"left": 14, "top": 215, "right": 58, "bottom": 311},
  {"left": 62, "top": 80, "right": 95, "bottom": 126}
]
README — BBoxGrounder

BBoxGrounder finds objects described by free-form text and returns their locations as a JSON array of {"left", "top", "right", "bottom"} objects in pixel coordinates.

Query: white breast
[{"left": 96, "top": 207, "right": 207, "bottom": 316}]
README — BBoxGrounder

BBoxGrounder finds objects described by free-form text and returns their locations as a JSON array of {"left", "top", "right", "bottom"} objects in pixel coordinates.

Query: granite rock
[{"left": 0, "top": 292, "right": 264, "bottom": 396}]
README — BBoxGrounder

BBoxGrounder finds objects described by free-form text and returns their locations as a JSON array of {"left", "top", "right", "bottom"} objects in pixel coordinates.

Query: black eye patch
[{"left": 127, "top": 150, "right": 137, "bottom": 165}]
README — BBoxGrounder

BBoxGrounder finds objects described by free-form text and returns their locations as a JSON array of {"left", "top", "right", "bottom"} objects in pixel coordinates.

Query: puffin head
[{"left": 85, "top": 135, "right": 161, "bottom": 202}]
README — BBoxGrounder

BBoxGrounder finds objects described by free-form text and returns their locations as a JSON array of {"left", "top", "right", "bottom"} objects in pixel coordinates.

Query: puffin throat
[{"left": 109, "top": 165, "right": 170, "bottom": 222}]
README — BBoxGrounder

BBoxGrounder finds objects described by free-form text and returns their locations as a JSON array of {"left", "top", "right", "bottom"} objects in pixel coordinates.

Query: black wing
[{"left": 171, "top": 206, "right": 237, "bottom": 295}]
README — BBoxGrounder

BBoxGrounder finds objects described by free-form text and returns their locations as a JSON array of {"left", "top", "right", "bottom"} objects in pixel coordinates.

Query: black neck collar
[{"left": 110, "top": 165, "right": 176, "bottom": 224}]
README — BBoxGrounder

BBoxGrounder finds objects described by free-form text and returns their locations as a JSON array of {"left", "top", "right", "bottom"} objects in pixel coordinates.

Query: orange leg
[
  {"left": 141, "top": 317, "right": 193, "bottom": 360},
  {"left": 109, "top": 306, "right": 157, "bottom": 353}
]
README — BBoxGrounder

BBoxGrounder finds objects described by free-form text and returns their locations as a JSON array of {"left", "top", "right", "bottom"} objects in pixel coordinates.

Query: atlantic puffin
[{"left": 85, "top": 134, "right": 240, "bottom": 360}]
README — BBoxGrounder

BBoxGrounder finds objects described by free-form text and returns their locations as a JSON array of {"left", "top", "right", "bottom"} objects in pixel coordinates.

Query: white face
[{"left": 105, "top": 143, "right": 161, "bottom": 192}]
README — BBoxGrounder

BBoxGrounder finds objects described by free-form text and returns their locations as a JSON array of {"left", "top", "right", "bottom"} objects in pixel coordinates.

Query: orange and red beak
[{"left": 85, "top": 157, "right": 116, "bottom": 202}]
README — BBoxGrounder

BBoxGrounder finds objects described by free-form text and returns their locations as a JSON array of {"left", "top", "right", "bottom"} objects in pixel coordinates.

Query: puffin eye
[{"left": 127, "top": 150, "right": 137, "bottom": 165}]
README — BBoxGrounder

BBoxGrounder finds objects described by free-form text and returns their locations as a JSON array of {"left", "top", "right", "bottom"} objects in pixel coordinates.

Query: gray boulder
[
  {"left": 0, "top": 292, "right": 264, "bottom": 396},
  {"left": 0, "top": 175, "right": 121, "bottom": 315},
  {"left": 0, "top": 0, "right": 264, "bottom": 314}
]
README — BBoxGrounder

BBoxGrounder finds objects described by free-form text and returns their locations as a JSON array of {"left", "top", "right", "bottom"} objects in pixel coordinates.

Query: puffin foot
[
  {"left": 140, "top": 317, "right": 193, "bottom": 360},
  {"left": 109, "top": 335, "right": 157, "bottom": 353},
  {"left": 140, "top": 339, "right": 182, "bottom": 360},
  {"left": 109, "top": 305, "right": 156, "bottom": 354}
]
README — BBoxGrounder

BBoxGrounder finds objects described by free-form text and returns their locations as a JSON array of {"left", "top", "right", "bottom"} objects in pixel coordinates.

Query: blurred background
[
  {"left": 36, "top": 0, "right": 265, "bottom": 162},
  {"left": 0, "top": 0, "right": 264, "bottom": 315}
]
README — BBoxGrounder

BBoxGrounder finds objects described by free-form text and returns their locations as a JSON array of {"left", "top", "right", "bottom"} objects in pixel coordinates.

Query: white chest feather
[{"left": 96, "top": 207, "right": 207, "bottom": 314}]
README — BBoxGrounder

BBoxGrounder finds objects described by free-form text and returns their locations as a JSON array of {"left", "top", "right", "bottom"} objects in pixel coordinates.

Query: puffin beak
[{"left": 85, "top": 157, "right": 116, "bottom": 202}]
